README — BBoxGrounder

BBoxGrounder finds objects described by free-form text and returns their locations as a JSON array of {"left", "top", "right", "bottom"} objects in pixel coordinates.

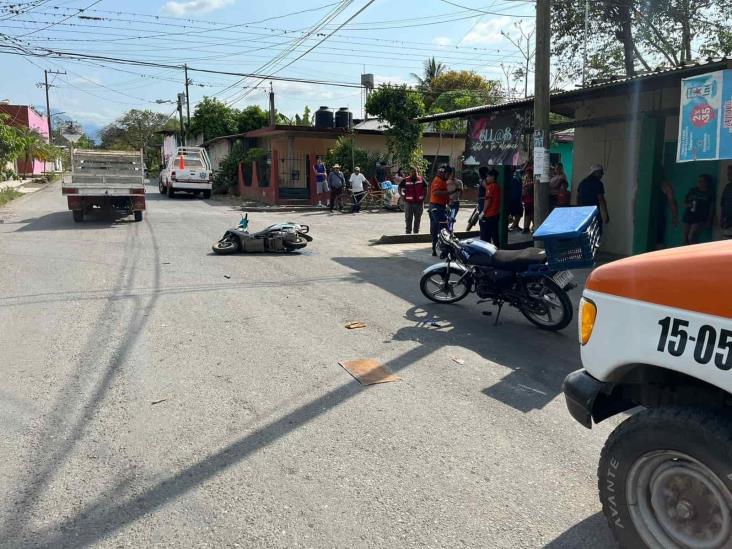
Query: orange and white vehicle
[
  {"left": 563, "top": 241, "right": 732, "bottom": 549},
  {"left": 159, "top": 146, "right": 213, "bottom": 199}
]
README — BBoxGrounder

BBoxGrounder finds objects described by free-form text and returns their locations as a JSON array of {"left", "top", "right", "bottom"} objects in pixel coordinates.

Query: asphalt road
[{"left": 0, "top": 182, "right": 619, "bottom": 548}]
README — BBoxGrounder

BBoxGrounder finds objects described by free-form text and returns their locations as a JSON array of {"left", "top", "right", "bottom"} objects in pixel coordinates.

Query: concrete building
[
  {"left": 0, "top": 103, "right": 52, "bottom": 176},
  {"left": 419, "top": 58, "right": 732, "bottom": 256},
  {"left": 201, "top": 120, "right": 466, "bottom": 205}
]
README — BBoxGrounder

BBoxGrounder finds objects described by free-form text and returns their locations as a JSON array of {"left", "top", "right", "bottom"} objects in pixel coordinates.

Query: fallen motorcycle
[{"left": 212, "top": 214, "right": 312, "bottom": 255}]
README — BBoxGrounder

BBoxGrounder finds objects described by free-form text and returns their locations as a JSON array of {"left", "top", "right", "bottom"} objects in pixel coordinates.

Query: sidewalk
[{"left": 0, "top": 177, "right": 53, "bottom": 194}]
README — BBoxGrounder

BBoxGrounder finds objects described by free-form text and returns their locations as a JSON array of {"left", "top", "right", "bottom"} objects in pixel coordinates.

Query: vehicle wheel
[
  {"left": 159, "top": 178, "right": 165, "bottom": 194},
  {"left": 420, "top": 267, "right": 471, "bottom": 304},
  {"left": 366, "top": 195, "right": 382, "bottom": 212},
  {"left": 203, "top": 190, "right": 211, "bottom": 199},
  {"left": 599, "top": 407, "right": 732, "bottom": 549},
  {"left": 283, "top": 237, "right": 307, "bottom": 251},
  {"left": 134, "top": 210, "right": 143, "bottom": 222},
  {"left": 397, "top": 196, "right": 405, "bottom": 212},
  {"left": 212, "top": 236, "right": 239, "bottom": 255},
  {"left": 167, "top": 185, "right": 175, "bottom": 198},
  {"left": 72, "top": 209, "right": 83, "bottom": 222},
  {"left": 519, "top": 276, "right": 573, "bottom": 331}
]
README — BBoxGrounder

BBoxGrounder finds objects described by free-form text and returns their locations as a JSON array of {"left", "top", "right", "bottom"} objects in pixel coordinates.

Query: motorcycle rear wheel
[
  {"left": 518, "top": 276, "right": 573, "bottom": 331},
  {"left": 212, "top": 237, "right": 239, "bottom": 255},
  {"left": 420, "top": 267, "right": 471, "bottom": 304}
]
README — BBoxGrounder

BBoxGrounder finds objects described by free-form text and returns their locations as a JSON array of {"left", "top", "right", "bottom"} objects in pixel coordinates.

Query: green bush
[{"left": 213, "top": 144, "right": 265, "bottom": 193}]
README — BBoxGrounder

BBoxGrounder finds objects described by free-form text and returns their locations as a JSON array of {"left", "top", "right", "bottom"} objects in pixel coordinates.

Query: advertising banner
[
  {"left": 464, "top": 109, "right": 529, "bottom": 166},
  {"left": 677, "top": 69, "right": 732, "bottom": 162}
]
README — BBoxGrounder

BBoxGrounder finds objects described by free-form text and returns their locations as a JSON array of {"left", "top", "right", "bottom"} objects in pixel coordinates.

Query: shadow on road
[
  {"left": 14, "top": 210, "right": 137, "bottom": 231},
  {"left": 334, "top": 255, "right": 582, "bottom": 413},
  {"left": 543, "top": 512, "right": 616, "bottom": 548}
]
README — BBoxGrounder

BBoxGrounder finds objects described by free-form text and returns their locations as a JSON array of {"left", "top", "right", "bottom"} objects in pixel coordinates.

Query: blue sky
[{"left": 0, "top": 0, "right": 535, "bottom": 138}]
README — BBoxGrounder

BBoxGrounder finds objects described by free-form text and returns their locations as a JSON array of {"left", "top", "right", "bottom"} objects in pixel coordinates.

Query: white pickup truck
[
  {"left": 62, "top": 149, "right": 146, "bottom": 222},
  {"left": 159, "top": 146, "right": 213, "bottom": 199},
  {"left": 563, "top": 241, "right": 732, "bottom": 549}
]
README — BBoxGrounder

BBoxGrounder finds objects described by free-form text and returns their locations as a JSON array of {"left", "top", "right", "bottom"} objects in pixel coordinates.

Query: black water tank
[
  {"left": 314, "top": 106, "right": 333, "bottom": 128},
  {"left": 335, "top": 107, "right": 352, "bottom": 129}
]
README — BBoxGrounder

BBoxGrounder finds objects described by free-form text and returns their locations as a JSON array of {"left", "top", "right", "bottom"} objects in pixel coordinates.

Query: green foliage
[
  {"left": 0, "top": 114, "right": 23, "bottom": 166},
  {"left": 325, "top": 136, "right": 367, "bottom": 176},
  {"left": 190, "top": 97, "right": 269, "bottom": 140},
  {"left": 0, "top": 188, "right": 21, "bottom": 206},
  {"left": 411, "top": 57, "right": 447, "bottom": 109},
  {"left": 100, "top": 109, "right": 172, "bottom": 169},
  {"left": 213, "top": 143, "right": 265, "bottom": 192},
  {"left": 365, "top": 84, "right": 426, "bottom": 172},
  {"left": 14, "top": 126, "right": 61, "bottom": 178}
]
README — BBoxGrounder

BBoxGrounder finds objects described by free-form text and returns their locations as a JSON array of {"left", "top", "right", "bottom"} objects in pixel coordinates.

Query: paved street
[{"left": 0, "top": 182, "right": 618, "bottom": 548}]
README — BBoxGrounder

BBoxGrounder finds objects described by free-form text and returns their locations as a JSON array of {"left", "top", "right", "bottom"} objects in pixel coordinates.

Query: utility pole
[
  {"left": 177, "top": 93, "right": 186, "bottom": 146},
  {"left": 268, "top": 82, "right": 276, "bottom": 126},
  {"left": 40, "top": 69, "right": 66, "bottom": 144},
  {"left": 533, "top": 0, "right": 551, "bottom": 230},
  {"left": 184, "top": 64, "right": 191, "bottom": 137}
]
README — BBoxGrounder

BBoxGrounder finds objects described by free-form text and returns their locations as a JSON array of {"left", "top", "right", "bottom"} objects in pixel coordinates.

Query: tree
[
  {"left": 294, "top": 106, "right": 312, "bottom": 126},
  {"left": 428, "top": 71, "right": 503, "bottom": 134},
  {"left": 100, "top": 109, "right": 174, "bottom": 169},
  {"left": 213, "top": 142, "right": 265, "bottom": 192},
  {"left": 552, "top": 0, "right": 732, "bottom": 80},
  {"left": 365, "top": 84, "right": 425, "bottom": 171},
  {"left": 0, "top": 114, "right": 23, "bottom": 171},
  {"left": 189, "top": 97, "right": 237, "bottom": 141},
  {"left": 411, "top": 57, "right": 447, "bottom": 109},
  {"left": 500, "top": 21, "right": 535, "bottom": 98},
  {"left": 234, "top": 105, "right": 269, "bottom": 133},
  {"left": 13, "top": 126, "right": 59, "bottom": 178}
]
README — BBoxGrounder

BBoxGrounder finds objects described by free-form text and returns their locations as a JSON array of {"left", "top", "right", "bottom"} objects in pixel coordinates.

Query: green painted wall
[{"left": 551, "top": 142, "right": 574, "bottom": 186}]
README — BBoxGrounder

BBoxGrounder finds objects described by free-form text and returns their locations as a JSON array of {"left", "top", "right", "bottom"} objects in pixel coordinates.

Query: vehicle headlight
[{"left": 579, "top": 297, "right": 597, "bottom": 346}]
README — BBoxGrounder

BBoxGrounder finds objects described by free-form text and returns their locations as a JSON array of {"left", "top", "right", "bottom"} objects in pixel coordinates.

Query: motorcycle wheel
[
  {"left": 212, "top": 236, "right": 239, "bottom": 255},
  {"left": 283, "top": 237, "right": 307, "bottom": 251},
  {"left": 420, "top": 267, "right": 471, "bottom": 304},
  {"left": 518, "top": 276, "right": 573, "bottom": 331}
]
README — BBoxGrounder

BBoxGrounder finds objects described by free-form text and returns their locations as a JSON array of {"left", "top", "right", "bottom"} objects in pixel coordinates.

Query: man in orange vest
[
  {"left": 398, "top": 166, "right": 427, "bottom": 234},
  {"left": 428, "top": 165, "right": 452, "bottom": 256}
]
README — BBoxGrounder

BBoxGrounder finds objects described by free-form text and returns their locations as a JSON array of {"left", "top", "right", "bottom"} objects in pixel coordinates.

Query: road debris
[
  {"left": 151, "top": 398, "right": 168, "bottom": 405},
  {"left": 339, "top": 359, "right": 401, "bottom": 385},
  {"left": 451, "top": 357, "right": 465, "bottom": 365},
  {"left": 345, "top": 322, "right": 367, "bottom": 330},
  {"left": 224, "top": 275, "right": 231, "bottom": 279}
]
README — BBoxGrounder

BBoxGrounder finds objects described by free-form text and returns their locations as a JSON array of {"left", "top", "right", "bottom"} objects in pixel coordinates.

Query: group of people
[{"left": 313, "top": 157, "right": 369, "bottom": 213}]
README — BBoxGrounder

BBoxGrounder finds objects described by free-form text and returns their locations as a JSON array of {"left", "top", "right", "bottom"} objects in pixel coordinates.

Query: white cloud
[
  {"left": 374, "top": 74, "right": 411, "bottom": 87},
  {"left": 461, "top": 16, "right": 514, "bottom": 45},
  {"left": 433, "top": 36, "right": 452, "bottom": 47},
  {"left": 161, "top": 0, "right": 234, "bottom": 16}
]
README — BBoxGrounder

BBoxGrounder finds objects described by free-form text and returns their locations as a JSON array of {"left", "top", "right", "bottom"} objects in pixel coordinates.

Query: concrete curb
[{"left": 373, "top": 232, "right": 535, "bottom": 250}]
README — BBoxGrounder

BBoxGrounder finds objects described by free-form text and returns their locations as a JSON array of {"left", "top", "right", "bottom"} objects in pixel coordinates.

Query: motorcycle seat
[{"left": 490, "top": 247, "right": 547, "bottom": 270}]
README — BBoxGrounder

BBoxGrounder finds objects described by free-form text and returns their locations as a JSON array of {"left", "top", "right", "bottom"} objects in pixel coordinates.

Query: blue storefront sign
[{"left": 677, "top": 69, "right": 732, "bottom": 162}]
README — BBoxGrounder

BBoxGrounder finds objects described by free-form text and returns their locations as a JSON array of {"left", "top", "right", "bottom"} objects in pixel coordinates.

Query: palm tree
[
  {"left": 411, "top": 57, "right": 446, "bottom": 111},
  {"left": 15, "top": 127, "right": 57, "bottom": 178}
]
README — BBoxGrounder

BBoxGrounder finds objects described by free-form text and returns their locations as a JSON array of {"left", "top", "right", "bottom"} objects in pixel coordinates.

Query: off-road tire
[{"left": 598, "top": 407, "right": 732, "bottom": 549}]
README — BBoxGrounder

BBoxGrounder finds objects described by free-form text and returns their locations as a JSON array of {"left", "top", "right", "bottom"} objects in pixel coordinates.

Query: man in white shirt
[{"left": 348, "top": 166, "right": 368, "bottom": 213}]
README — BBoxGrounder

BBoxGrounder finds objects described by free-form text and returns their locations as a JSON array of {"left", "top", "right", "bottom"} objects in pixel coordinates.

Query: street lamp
[{"left": 155, "top": 99, "right": 176, "bottom": 104}]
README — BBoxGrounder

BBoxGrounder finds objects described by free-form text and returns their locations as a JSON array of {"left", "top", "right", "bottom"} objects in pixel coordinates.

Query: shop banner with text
[
  {"left": 677, "top": 69, "right": 732, "bottom": 162},
  {"left": 464, "top": 110, "right": 528, "bottom": 167}
]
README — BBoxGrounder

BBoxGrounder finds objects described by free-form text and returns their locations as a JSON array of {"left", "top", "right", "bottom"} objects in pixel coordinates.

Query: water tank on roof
[
  {"left": 314, "top": 106, "right": 333, "bottom": 129},
  {"left": 335, "top": 107, "right": 352, "bottom": 130}
]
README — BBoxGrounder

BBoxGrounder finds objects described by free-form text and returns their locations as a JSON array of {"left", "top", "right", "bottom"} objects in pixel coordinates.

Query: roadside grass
[{"left": 0, "top": 188, "right": 22, "bottom": 206}]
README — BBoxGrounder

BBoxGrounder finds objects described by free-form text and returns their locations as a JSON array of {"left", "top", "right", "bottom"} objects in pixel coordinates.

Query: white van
[{"left": 159, "top": 146, "right": 213, "bottom": 199}]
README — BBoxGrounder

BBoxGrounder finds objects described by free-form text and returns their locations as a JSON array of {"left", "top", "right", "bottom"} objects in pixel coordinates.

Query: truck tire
[
  {"left": 134, "top": 211, "right": 143, "bottom": 222},
  {"left": 159, "top": 178, "right": 166, "bottom": 194},
  {"left": 72, "top": 210, "right": 83, "bottom": 222},
  {"left": 202, "top": 190, "right": 211, "bottom": 199},
  {"left": 167, "top": 185, "right": 175, "bottom": 198},
  {"left": 598, "top": 407, "right": 732, "bottom": 549}
]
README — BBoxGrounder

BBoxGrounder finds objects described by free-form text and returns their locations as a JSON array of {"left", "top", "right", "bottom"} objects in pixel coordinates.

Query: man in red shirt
[
  {"left": 429, "top": 165, "right": 452, "bottom": 256},
  {"left": 479, "top": 169, "right": 501, "bottom": 246},
  {"left": 398, "top": 166, "right": 427, "bottom": 234}
]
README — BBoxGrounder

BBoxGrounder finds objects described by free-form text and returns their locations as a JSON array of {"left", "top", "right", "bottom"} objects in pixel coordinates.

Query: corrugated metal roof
[{"left": 417, "top": 58, "right": 732, "bottom": 123}]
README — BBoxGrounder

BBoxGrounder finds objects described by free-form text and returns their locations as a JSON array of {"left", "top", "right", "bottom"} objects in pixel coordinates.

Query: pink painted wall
[{"left": 0, "top": 104, "right": 51, "bottom": 175}]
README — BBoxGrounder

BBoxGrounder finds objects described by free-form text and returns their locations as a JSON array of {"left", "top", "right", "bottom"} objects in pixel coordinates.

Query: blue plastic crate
[{"left": 533, "top": 206, "right": 600, "bottom": 269}]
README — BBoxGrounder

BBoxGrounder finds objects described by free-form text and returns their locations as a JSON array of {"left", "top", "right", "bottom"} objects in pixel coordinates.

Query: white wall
[{"left": 207, "top": 140, "right": 232, "bottom": 172}]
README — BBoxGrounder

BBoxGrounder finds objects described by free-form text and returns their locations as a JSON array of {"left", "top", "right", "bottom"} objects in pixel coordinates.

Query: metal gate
[{"left": 278, "top": 153, "right": 309, "bottom": 199}]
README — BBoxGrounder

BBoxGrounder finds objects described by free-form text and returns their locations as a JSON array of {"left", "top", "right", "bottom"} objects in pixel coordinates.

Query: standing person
[
  {"left": 508, "top": 168, "right": 523, "bottom": 231},
  {"left": 313, "top": 156, "right": 328, "bottom": 207},
  {"left": 393, "top": 168, "right": 404, "bottom": 186},
  {"left": 655, "top": 178, "right": 679, "bottom": 249},
  {"left": 327, "top": 164, "right": 345, "bottom": 212},
  {"left": 577, "top": 164, "right": 610, "bottom": 234},
  {"left": 448, "top": 173, "right": 464, "bottom": 224},
  {"left": 682, "top": 174, "right": 715, "bottom": 245},
  {"left": 521, "top": 166, "right": 534, "bottom": 234},
  {"left": 721, "top": 165, "right": 732, "bottom": 239},
  {"left": 477, "top": 166, "right": 489, "bottom": 213},
  {"left": 349, "top": 166, "right": 367, "bottom": 213},
  {"left": 398, "top": 166, "right": 426, "bottom": 234},
  {"left": 479, "top": 168, "right": 501, "bottom": 246},
  {"left": 428, "top": 165, "right": 451, "bottom": 256},
  {"left": 549, "top": 163, "right": 568, "bottom": 211}
]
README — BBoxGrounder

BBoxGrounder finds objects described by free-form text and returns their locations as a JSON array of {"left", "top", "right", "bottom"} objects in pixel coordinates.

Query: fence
[{"left": 278, "top": 153, "right": 309, "bottom": 199}]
